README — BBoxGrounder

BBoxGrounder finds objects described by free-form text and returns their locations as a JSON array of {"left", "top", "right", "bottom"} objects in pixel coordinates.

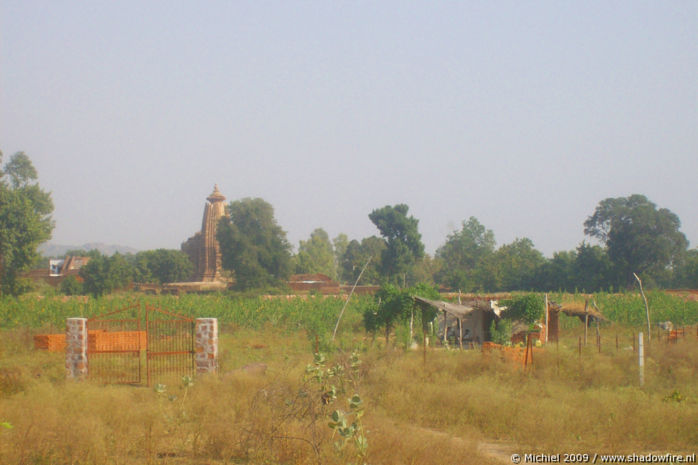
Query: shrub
[
  {"left": 503, "top": 294, "right": 544, "bottom": 324},
  {"left": 489, "top": 319, "right": 513, "bottom": 345},
  {"left": 60, "top": 275, "right": 83, "bottom": 296}
]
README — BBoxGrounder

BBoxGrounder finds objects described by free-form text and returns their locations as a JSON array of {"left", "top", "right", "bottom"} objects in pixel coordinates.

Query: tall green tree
[
  {"left": 574, "top": 242, "right": 614, "bottom": 292},
  {"left": 369, "top": 204, "right": 424, "bottom": 285},
  {"left": 534, "top": 250, "right": 576, "bottom": 292},
  {"left": 133, "top": 249, "right": 193, "bottom": 284},
  {"left": 673, "top": 248, "right": 698, "bottom": 289},
  {"left": 584, "top": 194, "right": 688, "bottom": 287},
  {"left": 295, "top": 228, "right": 336, "bottom": 278},
  {"left": 332, "top": 233, "right": 349, "bottom": 278},
  {"left": 435, "top": 217, "right": 496, "bottom": 291},
  {"left": 80, "top": 252, "right": 134, "bottom": 297},
  {"left": 0, "top": 151, "right": 54, "bottom": 295},
  {"left": 491, "top": 238, "right": 546, "bottom": 291},
  {"left": 217, "top": 197, "right": 292, "bottom": 290},
  {"left": 408, "top": 254, "right": 442, "bottom": 286},
  {"left": 339, "top": 236, "right": 385, "bottom": 284}
]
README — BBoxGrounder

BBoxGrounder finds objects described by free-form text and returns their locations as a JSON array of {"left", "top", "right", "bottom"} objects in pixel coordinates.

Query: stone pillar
[
  {"left": 195, "top": 318, "right": 218, "bottom": 374},
  {"left": 66, "top": 318, "right": 88, "bottom": 380}
]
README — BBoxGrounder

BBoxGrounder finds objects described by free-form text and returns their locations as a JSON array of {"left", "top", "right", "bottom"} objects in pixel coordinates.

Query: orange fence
[
  {"left": 482, "top": 341, "right": 542, "bottom": 366},
  {"left": 34, "top": 330, "right": 146, "bottom": 353}
]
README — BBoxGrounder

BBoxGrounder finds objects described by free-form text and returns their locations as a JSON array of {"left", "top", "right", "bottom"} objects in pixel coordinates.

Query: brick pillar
[
  {"left": 66, "top": 318, "right": 88, "bottom": 380},
  {"left": 195, "top": 318, "right": 218, "bottom": 374}
]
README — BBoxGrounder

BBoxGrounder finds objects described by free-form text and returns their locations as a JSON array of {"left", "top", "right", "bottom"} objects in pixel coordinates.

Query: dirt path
[
  {"left": 477, "top": 439, "right": 517, "bottom": 464},
  {"left": 397, "top": 422, "right": 517, "bottom": 464}
]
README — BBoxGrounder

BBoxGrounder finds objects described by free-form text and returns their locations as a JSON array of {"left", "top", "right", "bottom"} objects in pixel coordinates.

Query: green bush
[
  {"left": 60, "top": 276, "right": 83, "bottom": 296},
  {"left": 489, "top": 319, "right": 512, "bottom": 345},
  {"left": 503, "top": 294, "right": 544, "bottom": 324}
]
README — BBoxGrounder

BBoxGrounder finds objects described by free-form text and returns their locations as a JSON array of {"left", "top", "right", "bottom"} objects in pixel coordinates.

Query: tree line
[
  {"left": 214, "top": 195, "right": 696, "bottom": 293},
  {"left": 1, "top": 151, "right": 696, "bottom": 297}
]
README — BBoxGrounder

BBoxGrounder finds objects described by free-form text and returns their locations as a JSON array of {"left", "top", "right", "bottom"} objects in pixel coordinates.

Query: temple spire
[
  {"left": 181, "top": 185, "right": 227, "bottom": 282},
  {"left": 207, "top": 184, "right": 225, "bottom": 203}
]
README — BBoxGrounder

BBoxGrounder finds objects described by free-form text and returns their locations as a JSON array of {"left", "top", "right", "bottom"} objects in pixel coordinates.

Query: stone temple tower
[{"left": 182, "top": 185, "right": 227, "bottom": 282}]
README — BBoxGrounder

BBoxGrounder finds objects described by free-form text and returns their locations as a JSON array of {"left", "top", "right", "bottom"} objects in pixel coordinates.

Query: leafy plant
[
  {"left": 489, "top": 319, "right": 512, "bottom": 345},
  {"left": 503, "top": 294, "right": 544, "bottom": 324},
  {"left": 306, "top": 351, "right": 369, "bottom": 464}
]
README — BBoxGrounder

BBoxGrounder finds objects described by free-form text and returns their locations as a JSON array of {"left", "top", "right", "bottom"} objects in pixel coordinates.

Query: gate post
[
  {"left": 66, "top": 318, "right": 88, "bottom": 380},
  {"left": 195, "top": 318, "right": 218, "bottom": 374}
]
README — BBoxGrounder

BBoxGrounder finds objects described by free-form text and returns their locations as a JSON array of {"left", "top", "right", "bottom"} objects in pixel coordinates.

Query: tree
[
  {"left": 332, "top": 233, "right": 349, "bottom": 278},
  {"left": 217, "top": 197, "right": 292, "bottom": 290},
  {"left": 133, "top": 249, "right": 193, "bottom": 284},
  {"left": 80, "top": 253, "right": 134, "bottom": 297},
  {"left": 60, "top": 275, "right": 83, "bottom": 296},
  {"left": 0, "top": 151, "right": 54, "bottom": 295},
  {"left": 339, "top": 236, "right": 386, "bottom": 284},
  {"left": 294, "top": 228, "right": 336, "bottom": 278},
  {"left": 490, "top": 238, "right": 545, "bottom": 291},
  {"left": 435, "top": 217, "right": 496, "bottom": 291},
  {"left": 584, "top": 194, "right": 688, "bottom": 287},
  {"left": 371, "top": 283, "right": 412, "bottom": 345},
  {"left": 534, "top": 250, "right": 576, "bottom": 292},
  {"left": 574, "top": 242, "right": 614, "bottom": 292},
  {"left": 673, "top": 248, "right": 698, "bottom": 289},
  {"left": 368, "top": 204, "right": 424, "bottom": 285},
  {"left": 408, "top": 253, "right": 442, "bottom": 286},
  {"left": 365, "top": 282, "right": 440, "bottom": 345}
]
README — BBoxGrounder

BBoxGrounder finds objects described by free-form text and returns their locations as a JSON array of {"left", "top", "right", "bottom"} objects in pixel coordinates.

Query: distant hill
[{"left": 39, "top": 242, "right": 140, "bottom": 258}]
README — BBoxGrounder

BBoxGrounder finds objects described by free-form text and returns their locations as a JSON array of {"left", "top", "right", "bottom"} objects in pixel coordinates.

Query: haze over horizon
[{"left": 2, "top": 2, "right": 696, "bottom": 257}]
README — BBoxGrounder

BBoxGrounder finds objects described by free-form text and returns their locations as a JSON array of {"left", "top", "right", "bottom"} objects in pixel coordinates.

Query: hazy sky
[{"left": 1, "top": 1, "right": 696, "bottom": 257}]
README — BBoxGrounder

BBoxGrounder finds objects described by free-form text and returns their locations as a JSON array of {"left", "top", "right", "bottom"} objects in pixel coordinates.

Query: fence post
[
  {"left": 195, "top": 318, "right": 218, "bottom": 375},
  {"left": 66, "top": 318, "right": 88, "bottom": 380},
  {"left": 638, "top": 332, "right": 645, "bottom": 387}
]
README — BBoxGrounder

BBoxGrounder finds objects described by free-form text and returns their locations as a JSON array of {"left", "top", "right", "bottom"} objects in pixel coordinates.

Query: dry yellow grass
[{"left": 0, "top": 326, "right": 696, "bottom": 464}]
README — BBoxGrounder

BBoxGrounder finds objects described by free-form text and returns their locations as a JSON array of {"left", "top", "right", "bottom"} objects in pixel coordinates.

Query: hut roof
[
  {"left": 550, "top": 301, "right": 607, "bottom": 321},
  {"left": 413, "top": 296, "right": 489, "bottom": 318}
]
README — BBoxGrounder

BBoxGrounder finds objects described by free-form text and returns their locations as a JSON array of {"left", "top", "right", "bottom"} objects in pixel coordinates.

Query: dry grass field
[{"left": 1, "top": 318, "right": 697, "bottom": 465}]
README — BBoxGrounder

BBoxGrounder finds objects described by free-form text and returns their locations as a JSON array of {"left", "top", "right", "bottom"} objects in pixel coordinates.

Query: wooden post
[
  {"left": 578, "top": 336, "right": 582, "bottom": 359},
  {"left": 442, "top": 311, "right": 447, "bottom": 347},
  {"left": 409, "top": 308, "right": 414, "bottom": 346},
  {"left": 638, "top": 332, "right": 645, "bottom": 386},
  {"left": 583, "top": 300, "right": 589, "bottom": 346},
  {"left": 544, "top": 293, "right": 549, "bottom": 343},
  {"left": 633, "top": 273, "right": 651, "bottom": 343},
  {"left": 596, "top": 317, "right": 600, "bottom": 352},
  {"left": 523, "top": 337, "right": 528, "bottom": 367},
  {"left": 615, "top": 333, "right": 619, "bottom": 351},
  {"left": 422, "top": 326, "right": 427, "bottom": 366},
  {"left": 458, "top": 318, "right": 463, "bottom": 350}
]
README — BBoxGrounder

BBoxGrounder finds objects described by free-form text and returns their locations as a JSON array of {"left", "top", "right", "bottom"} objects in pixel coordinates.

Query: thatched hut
[{"left": 413, "top": 296, "right": 499, "bottom": 347}]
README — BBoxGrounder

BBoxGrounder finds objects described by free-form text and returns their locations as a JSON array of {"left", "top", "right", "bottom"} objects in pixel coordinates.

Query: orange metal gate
[
  {"left": 145, "top": 305, "right": 195, "bottom": 386},
  {"left": 86, "top": 304, "right": 194, "bottom": 385}
]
